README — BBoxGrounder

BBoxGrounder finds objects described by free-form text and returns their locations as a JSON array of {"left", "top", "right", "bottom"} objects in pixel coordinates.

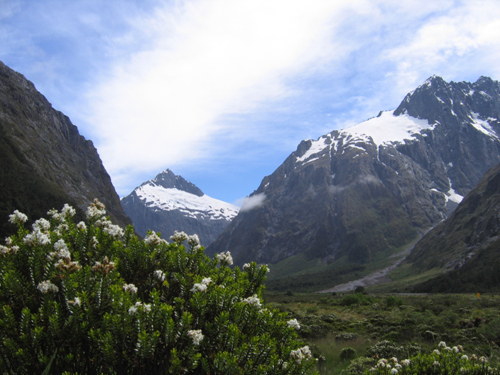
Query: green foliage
[
  {"left": 340, "top": 347, "right": 357, "bottom": 362},
  {"left": 364, "top": 342, "right": 500, "bottom": 374},
  {"left": 0, "top": 200, "right": 317, "bottom": 374},
  {"left": 340, "top": 293, "right": 374, "bottom": 306},
  {"left": 386, "top": 296, "right": 404, "bottom": 309}
]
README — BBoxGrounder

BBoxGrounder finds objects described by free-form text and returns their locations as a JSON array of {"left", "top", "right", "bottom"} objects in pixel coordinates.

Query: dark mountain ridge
[
  {"left": 0, "top": 61, "right": 131, "bottom": 236},
  {"left": 207, "top": 76, "right": 500, "bottom": 289}
]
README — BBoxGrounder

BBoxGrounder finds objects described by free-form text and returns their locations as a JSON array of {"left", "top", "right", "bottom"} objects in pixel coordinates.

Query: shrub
[
  {"left": 386, "top": 295, "right": 404, "bottom": 308},
  {"left": 365, "top": 342, "right": 500, "bottom": 374},
  {"left": 340, "top": 347, "right": 357, "bottom": 362},
  {"left": 0, "top": 200, "right": 318, "bottom": 374}
]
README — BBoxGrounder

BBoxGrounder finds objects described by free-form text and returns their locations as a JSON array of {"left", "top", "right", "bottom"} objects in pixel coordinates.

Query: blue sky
[{"left": 2, "top": 0, "right": 500, "bottom": 205}]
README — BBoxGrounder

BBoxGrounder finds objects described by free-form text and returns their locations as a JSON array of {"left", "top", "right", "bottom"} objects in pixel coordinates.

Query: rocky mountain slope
[
  {"left": 406, "top": 162, "right": 500, "bottom": 292},
  {"left": 0, "top": 61, "right": 131, "bottom": 237},
  {"left": 207, "top": 76, "right": 500, "bottom": 277},
  {"left": 121, "top": 169, "right": 239, "bottom": 246}
]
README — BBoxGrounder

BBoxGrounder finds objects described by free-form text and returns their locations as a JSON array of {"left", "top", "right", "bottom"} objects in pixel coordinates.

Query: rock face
[
  {"left": 0, "top": 61, "right": 131, "bottom": 237},
  {"left": 408, "top": 162, "right": 500, "bottom": 292},
  {"left": 121, "top": 169, "right": 239, "bottom": 246},
  {"left": 207, "top": 76, "right": 500, "bottom": 267}
]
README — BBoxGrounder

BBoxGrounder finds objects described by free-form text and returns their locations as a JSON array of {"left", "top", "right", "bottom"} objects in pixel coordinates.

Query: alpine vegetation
[{"left": 0, "top": 199, "right": 316, "bottom": 374}]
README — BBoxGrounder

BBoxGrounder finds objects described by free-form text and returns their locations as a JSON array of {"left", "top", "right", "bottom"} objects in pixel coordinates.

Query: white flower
[
  {"left": 433, "top": 361, "right": 440, "bottom": 366},
  {"left": 242, "top": 294, "right": 262, "bottom": 308},
  {"left": 86, "top": 199, "right": 107, "bottom": 219},
  {"left": 37, "top": 280, "right": 59, "bottom": 294},
  {"left": 53, "top": 239, "right": 70, "bottom": 258},
  {"left": 433, "top": 349, "right": 440, "bottom": 355},
  {"left": 61, "top": 204, "right": 76, "bottom": 219},
  {"left": 438, "top": 341, "right": 447, "bottom": 348},
  {"left": 243, "top": 263, "right": 251, "bottom": 270},
  {"left": 390, "top": 357, "right": 398, "bottom": 363},
  {"left": 123, "top": 283, "right": 138, "bottom": 293},
  {"left": 23, "top": 229, "right": 51, "bottom": 246},
  {"left": 74, "top": 297, "right": 81, "bottom": 306},
  {"left": 188, "top": 329, "right": 204, "bottom": 345},
  {"left": 287, "top": 318, "right": 301, "bottom": 330},
  {"left": 391, "top": 368, "right": 398, "bottom": 374},
  {"left": 453, "top": 346, "right": 459, "bottom": 353},
  {"left": 170, "top": 230, "right": 188, "bottom": 243},
  {"left": 5, "top": 237, "right": 12, "bottom": 246},
  {"left": 187, "top": 234, "right": 200, "bottom": 247},
  {"left": 129, "top": 302, "right": 142, "bottom": 314},
  {"left": 216, "top": 251, "right": 233, "bottom": 265},
  {"left": 0, "top": 245, "right": 9, "bottom": 255},
  {"left": 401, "top": 359, "right": 410, "bottom": 366},
  {"left": 261, "top": 264, "right": 270, "bottom": 273},
  {"left": 145, "top": 231, "right": 165, "bottom": 245},
  {"left": 103, "top": 224, "right": 124, "bottom": 238},
  {"left": 290, "top": 346, "right": 312, "bottom": 364},
  {"left": 191, "top": 283, "right": 207, "bottom": 293},
  {"left": 32, "top": 218, "right": 50, "bottom": 232},
  {"left": 9, "top": 210, "right": 28, "bottom": 225},
  {"left": 201, "top": 277, "right": 212, "bottom": 285},
  {"left": 143, "top": 303, "right": 151, "bottom": 312},
  {"left": 91, "top": 236, "right": 99, "bottom": 249},
  {"left": 479, "top": 356, "right": 487, "bottom": 363},
  {"left": 47, "top": 208, "right": 61, "bottom": 221},
  {"left": 153, "top": 270, "right": 166, "bottom": 282},
  {"left": 76, "top": 221, "right": 87, "bottom": 231},
  {"left": 461, "top": 355, "right": 469, "bottom": 361}
]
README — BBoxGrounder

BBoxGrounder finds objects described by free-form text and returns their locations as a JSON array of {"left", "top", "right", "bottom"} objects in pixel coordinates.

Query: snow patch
[
  {"left": 136, "top": 184, "right": 239, "bottom": 220},
  {"left": 340, "top": 110, "right": 434, "bottom": 147},
  {"left": 470, "top": 112, "right": 499, "bottom": 139}
]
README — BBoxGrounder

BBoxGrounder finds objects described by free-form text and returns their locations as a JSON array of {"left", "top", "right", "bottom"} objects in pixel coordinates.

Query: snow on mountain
[
  {"left": 121, "top": 169, "right": 238, "bottom": 246},
  {"left": 135, "top": 183, "right": 239, "bottom": 221}
]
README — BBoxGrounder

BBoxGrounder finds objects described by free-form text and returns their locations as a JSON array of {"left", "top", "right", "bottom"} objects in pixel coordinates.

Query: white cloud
[
  {"left": 86, "top": 0, "right": 362, "bottom": 190},
  {"left": 239, "top": 193, "right": 266, "bottom": 212}
]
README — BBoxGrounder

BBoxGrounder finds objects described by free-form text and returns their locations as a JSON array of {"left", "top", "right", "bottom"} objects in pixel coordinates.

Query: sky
[{"left": 2, "top": 0, "right": 500, "bottom": 206}]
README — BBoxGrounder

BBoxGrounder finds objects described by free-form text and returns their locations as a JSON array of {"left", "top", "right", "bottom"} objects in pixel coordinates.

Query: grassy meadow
[{"left": 263, "top": 290, "right": 500, "bottom": 374}]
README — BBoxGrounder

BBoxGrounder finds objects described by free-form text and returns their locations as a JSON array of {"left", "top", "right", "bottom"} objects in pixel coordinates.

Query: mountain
[
  {"left": 207, "top": 75, "right": 500, "bottom": 290},
  {"left": 0, "top": 61, "right": 131, "bottom": 237},
  {"left": 120, "top": 169, "right": 239, "bottom": 246},
  {"left": 405, "top": 162, "right": 500, "bottom": 292}
]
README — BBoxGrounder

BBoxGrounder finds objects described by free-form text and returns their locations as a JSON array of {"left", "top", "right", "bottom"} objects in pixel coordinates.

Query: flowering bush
[
  {"left": 365, "top": 342, "right": 499, "bottom": 374},
  {"left": 0, "top": 199, "right": 317, "bottom": 374}
]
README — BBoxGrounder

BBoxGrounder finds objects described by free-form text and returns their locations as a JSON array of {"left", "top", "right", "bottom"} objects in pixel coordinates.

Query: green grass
[{"left": 263, "top": 291, "right": 500, "bottom": 374}]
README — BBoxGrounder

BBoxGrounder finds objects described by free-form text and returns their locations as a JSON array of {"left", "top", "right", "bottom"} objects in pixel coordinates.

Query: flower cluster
[
  {"left": 9, "top": 210, "right": 28, "bottom": 225},
  {"left": 23, "top": 228, "right": 51, "bottom": 246},
  {"left": 144, "top": 231, "right": 168, "bottom": 246},
  {"left": 287, "top": 318, "right": 301, "bottom": 330},
  {"left": 242, "top": 294, "right": 262, "bottom": 308},
  {"left": 86, "top": 198, "right": 106, "bottom": 219},
  {"left": 187, "top": 330, "right": 204, "bottom": 346},
  {"left": 170, "top": 230, "right": 188, "bottom": 243},
  {"left": 128, "top": 301, "right": 151, "bottom": 314},
  {"left": 191, "top": 277, "right": 212, "bottom": 293},
  {"left": 216, "top": 251, "right": 233, "bottom": 265},
  {"left": 122, "top": 283, "right": 138, "bottom": 293},
  {"left": 290, "top": 346, "right": 312, "bottom": 364},
  {"left": 92, "top": 257, "right": 115, "bottom": 275},
  {"left": 153, "top": 269, "right": 166, "bottom": 282},
  {"left": 37, "top": 280, "right": 59, "bottom": 294}
]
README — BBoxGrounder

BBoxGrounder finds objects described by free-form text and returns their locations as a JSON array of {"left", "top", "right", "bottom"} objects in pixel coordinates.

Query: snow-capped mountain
[
  {"left": 121, "top": 169, "right": 239, "bottom": 246},
  {"left": 207, "top": 76, "right": 500, "bottom": 278}
]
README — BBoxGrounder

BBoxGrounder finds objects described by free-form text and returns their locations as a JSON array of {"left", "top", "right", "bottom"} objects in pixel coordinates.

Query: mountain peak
[{"left": 145, "top": 169, "right": 204, "bottom": 197}]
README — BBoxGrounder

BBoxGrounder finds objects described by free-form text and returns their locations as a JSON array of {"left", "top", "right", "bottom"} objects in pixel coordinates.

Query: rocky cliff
[
  {"left": 207, "top": 76, "right": 500, "bottom": 271},
  {"left": 0, "top": 61, "right": 131, "bottom": 236},
  {"left": 121, "top": 169, "right": 239, "bottom": 246},
  {"left": 408, "top": 162, "right": 500, "bottom": 292}
]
